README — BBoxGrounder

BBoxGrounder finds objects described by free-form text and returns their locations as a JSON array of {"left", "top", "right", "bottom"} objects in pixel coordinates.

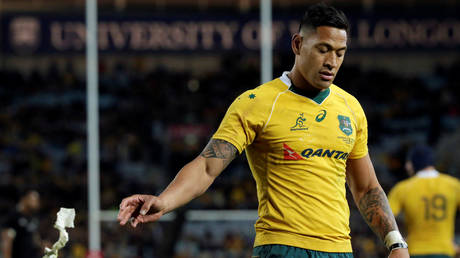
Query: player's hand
[
  {"left": 118, "top": 194, "right": 167, "bottom": 227},
  {"left": 388, "top": 248, "right": 409, "bottom": 258}
]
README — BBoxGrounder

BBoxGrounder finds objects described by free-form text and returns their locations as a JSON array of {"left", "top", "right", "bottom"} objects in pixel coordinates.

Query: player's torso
[
  {"left": 401, "top": 175, "right": 458, "bottom": 255},
  {"left": 248, "top": 86, "right": 358, "bottom": 186},
  {"left": 247, "top": 84, "right": 360, "bottom": 251}
]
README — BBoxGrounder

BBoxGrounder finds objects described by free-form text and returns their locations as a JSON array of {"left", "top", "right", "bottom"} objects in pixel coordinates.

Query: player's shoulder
[
  {"left": 330, "top": 84, "right": 361, "bottom": 106},
  {"left": 329, "top": 84, "right": 367, "bottom": 122},
  {"left": 391, "top": 176, "right": 417, "bottom": 194},
  {"left": 255, "top": 77, "right": 289, "bottom": 96},
  {"left": 1, "top": 210, "right": 21, "bottom": 227},
  {"left": 234, "top": 78, "right": 288, "bottom": 105},
  {"left": 438, "top": 173, "right": 460, "bottom": 185}
]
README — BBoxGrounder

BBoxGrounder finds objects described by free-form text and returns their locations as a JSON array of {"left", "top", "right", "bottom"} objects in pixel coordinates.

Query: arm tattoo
[
  {"left": 358, "top": 187, "right": 398, "bottom": 240},
  {"left": 200, "top": 139, "right": 238, "bottom": 168}
]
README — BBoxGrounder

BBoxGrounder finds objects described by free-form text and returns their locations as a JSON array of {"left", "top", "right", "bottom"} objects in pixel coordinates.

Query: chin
[{"left": 315, "top": 81, "right": 332, "bottom": 89}]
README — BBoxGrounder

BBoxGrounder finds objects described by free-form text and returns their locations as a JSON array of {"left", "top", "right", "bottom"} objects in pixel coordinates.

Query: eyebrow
[{"left": 316, "top": 42, "right": 347, "bottom": 51}]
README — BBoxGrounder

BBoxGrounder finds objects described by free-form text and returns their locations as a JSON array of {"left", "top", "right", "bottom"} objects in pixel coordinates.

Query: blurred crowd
[{"left": 0, "top": 52, "right": 459, "bottom": 257}]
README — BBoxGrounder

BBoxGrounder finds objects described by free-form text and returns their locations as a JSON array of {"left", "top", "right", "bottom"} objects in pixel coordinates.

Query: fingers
[
  {"left": 139, "top": 196, "right": 156, "bottom": 216},
  {"left": 119, "top": 194, "right": 141, "bottom": 210},
  {"left": 140, "top": 212, "right": 164, "bottom": 223},
  {"left": 117, "top": 195, "right": 143, "bottom": 225},
  {"left": 130, "top": 211, "right": 164, "bottom": 227},
  {"left": 118, "top": 204, "right": 138, "bottom": 226},
  {"left": 118, "top": 194, "right": 165, "bottom": 227}
]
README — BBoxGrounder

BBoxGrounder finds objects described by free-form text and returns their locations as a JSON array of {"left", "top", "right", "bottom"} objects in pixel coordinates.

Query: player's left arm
[
  {"left": 1, "top": 228, "right": 14, "bottom": 258},
  {"left": 346, "top": 154, "right": 409, "bottom": 257}
]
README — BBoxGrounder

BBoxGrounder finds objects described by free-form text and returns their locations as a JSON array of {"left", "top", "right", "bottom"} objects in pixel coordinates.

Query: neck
[
  {"left": 288, "top": 67, "right": 322, "bottom": 95},
  {"left": 419, "top": 166, "right": 436, "bottom": 172}
]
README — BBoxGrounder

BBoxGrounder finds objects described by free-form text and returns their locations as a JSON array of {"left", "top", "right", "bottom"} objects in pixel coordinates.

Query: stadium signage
[
  {"left": 48, "top": 20, "right": 291, "bottom": 52},
  {"left": 355, "top": 19, "right": 460, "bottom": 48},
  {"left": 2, "top": 15, "right": 459, "bottom": 54}
]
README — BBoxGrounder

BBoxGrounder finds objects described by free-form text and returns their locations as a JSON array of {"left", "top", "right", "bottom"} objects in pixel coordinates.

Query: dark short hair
[
  {"left": 299, "top": 2, "right": 349, "bottom": 34},
  {"left": 407, "top": 145, "right": 435, "bottom": 172},
  {"left": 17, "top": 187, "right": 39, "bottom": 201}
]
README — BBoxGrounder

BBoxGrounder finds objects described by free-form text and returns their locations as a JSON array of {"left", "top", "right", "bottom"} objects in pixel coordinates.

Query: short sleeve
[
  {"left": 388, "top": 183, "right": 404, "bottom": 217},
  {"left": 212, "top": 90, "right": 266, "bottom": 154},
  {"left": 348, "top": 100, "right": 368, "bottom": 159},
  {"left": 456, "top": 179, "right": 460, "bottom": 209},
  {"left": 1, "top": 213, "right": 16, "bottom": 229}
]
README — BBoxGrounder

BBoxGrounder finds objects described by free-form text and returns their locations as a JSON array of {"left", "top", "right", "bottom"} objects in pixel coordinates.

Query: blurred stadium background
[{"left": 0, "top": 0, "right": 460, "bottom": 257}]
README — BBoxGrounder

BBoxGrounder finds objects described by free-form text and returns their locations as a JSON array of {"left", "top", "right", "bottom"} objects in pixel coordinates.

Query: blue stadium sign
[{"left": 1, "top": 14, "right": 459, "bottom": 54}]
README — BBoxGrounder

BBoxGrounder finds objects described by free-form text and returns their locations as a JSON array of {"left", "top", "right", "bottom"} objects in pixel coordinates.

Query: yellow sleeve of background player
[
  {"left": 456, "top": 178, "right": 460, "bottom": 209},
  {"left": 348, "top": 100, "right": 368, "bottom": 159},
  {"left": 388, "top": 183, "right": 404, "bottom": 216},
  {"left": 212, "top": 90, "right": 267, "bottom": 154}
]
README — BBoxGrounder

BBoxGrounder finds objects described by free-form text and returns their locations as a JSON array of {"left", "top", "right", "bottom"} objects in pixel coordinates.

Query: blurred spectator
[{"left": 1, "top": 189, "right": 42, "bottom": 258}]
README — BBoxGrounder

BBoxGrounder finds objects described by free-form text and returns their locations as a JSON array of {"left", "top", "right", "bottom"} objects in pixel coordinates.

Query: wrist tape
[{"left": 384, "top": 231, "right": 407, "bottom": 250}]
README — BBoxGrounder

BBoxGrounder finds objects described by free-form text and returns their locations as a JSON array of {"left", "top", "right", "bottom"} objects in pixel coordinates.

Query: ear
[
  {"left": 291, "top": 33, "right": 302, "bottom": 55},
  {"left": 405, "top": 161, "right": 414, "bottom": 176}
]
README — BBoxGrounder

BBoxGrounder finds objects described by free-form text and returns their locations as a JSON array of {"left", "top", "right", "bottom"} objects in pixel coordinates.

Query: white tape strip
[
  {"left": 384, "top": 230, "right": 405, "bottom": 248},
  {"left": 43, "top": 208, "right": 75, "bottom": 258}
]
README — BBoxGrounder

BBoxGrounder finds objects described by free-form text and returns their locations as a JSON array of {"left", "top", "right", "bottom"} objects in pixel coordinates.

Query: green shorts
[
  {"left": 411, "top": 255, "right": 451, "bottom": 258},
  {"left": 252, "top": 244, "right": 354, "bottom": 258}
]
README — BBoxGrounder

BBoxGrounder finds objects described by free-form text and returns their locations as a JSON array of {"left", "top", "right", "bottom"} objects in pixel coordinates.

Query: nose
[{"left": 324, "top": 53, "right": 337, "bottom": 70}]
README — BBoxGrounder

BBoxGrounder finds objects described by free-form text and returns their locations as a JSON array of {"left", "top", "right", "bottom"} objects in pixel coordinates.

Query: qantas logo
[
  {"left": 283, "top": 143, "right": 349, "bottom": 160},
  {"left": 283, "top": 143, "right": 303, "bottom": 160}
]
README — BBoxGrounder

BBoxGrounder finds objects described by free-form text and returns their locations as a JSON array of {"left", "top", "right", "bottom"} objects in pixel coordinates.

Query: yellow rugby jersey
[
  {"left": 212, "top": 72, "right": 368, "bottom": 252},
  {"left": 388, "top": 170, "right": 460, "bottom": 256}
]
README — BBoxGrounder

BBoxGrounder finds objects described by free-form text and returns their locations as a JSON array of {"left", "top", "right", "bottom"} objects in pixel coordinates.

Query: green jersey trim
[{"left": 289, "top": 85, "right": 331, "bottom": 105}]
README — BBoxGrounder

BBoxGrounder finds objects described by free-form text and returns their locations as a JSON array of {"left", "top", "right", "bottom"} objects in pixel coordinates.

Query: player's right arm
[
  {"left": 1, "top": 228, "right": 14, "bottom": 258},
  {"left": 118, "top": 138, "right": 238, "bottom": 227},
  {"left": 119, "top": 88, "right": 265, "bottom": 227}
]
